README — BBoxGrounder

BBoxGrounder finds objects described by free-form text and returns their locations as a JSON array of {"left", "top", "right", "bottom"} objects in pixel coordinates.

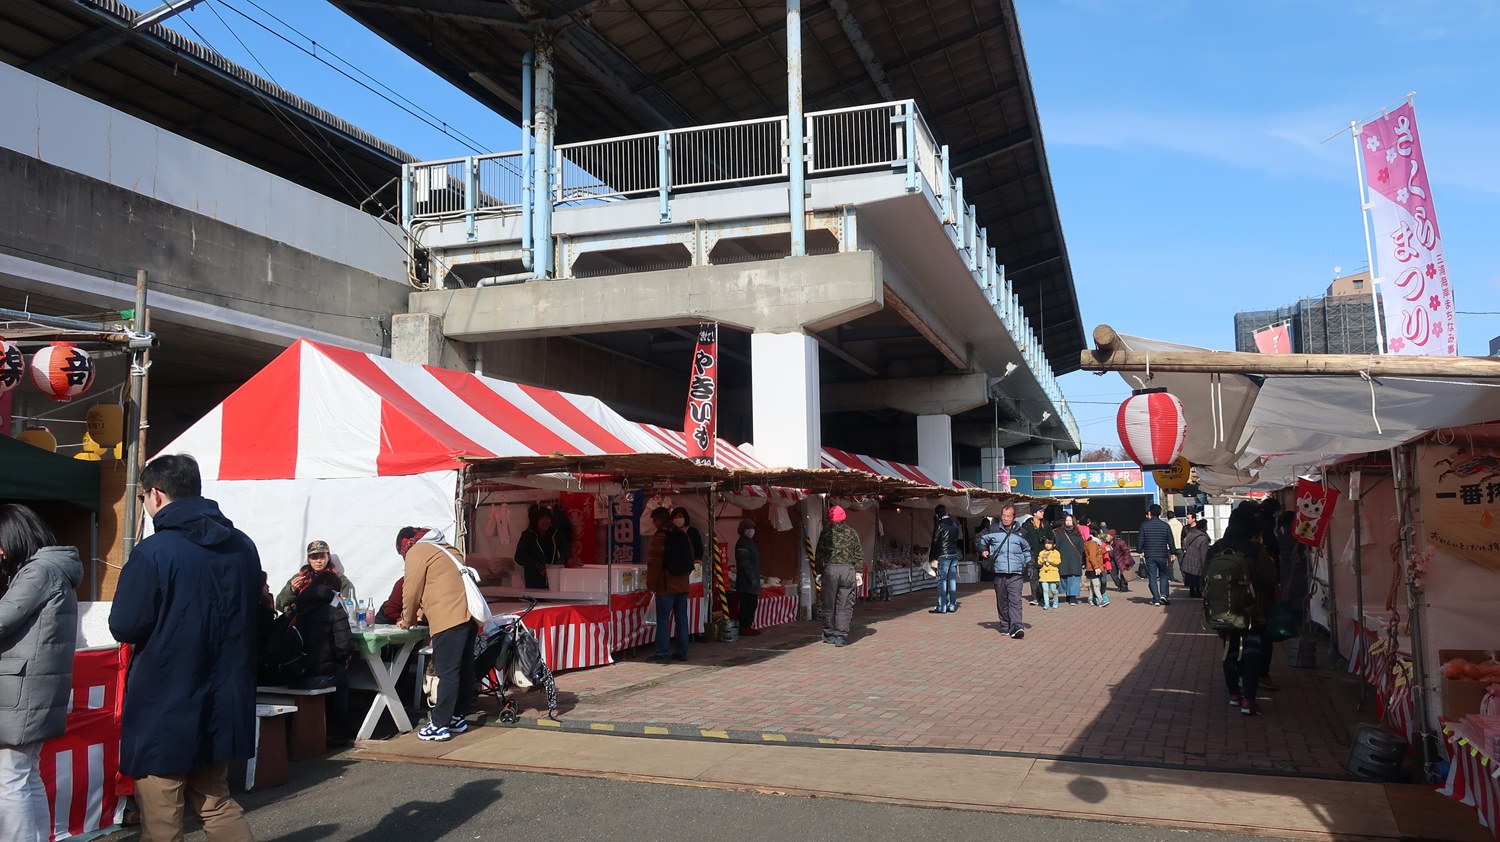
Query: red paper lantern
[
  {"left": 30, "top": 342, "right": 96, "bottom": 401},
  {"left": 0, "top": 339, "right": 23, "bottom": 394},
  {"left": 1116, "top": 388, "right": 1185, "bottom": 471}
]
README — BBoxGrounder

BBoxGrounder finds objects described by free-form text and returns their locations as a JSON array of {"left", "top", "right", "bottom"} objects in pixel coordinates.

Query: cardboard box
[{"left": 1439, "top": 649, "right": 1500, "bottom": 719}]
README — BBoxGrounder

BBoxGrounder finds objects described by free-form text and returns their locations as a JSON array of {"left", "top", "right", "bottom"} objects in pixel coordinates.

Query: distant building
[
  {"left": 1234, "top": 271, "right": 1385, "bottom": 355},
  {"left": 1490, "top": 335, "right": 1500, "bottom": 357}
]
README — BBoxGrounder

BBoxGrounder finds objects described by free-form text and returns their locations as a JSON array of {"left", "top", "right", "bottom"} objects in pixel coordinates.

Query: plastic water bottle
[
  {"left": 355, "top": 603, "right": 367, "bottom": 630},
  {"left": 343, "top": 597, "right": 358, "bottom": 629}
]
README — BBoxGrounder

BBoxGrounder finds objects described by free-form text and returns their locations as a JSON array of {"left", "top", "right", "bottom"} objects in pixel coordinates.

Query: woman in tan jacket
[{"left": 397, "top": 527, "right": 476, "bottom": 742}]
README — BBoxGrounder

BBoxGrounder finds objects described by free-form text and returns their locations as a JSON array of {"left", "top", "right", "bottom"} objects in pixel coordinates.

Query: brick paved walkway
[{"left": 492, "top": 580, "right": 1372, "bottom": 776}]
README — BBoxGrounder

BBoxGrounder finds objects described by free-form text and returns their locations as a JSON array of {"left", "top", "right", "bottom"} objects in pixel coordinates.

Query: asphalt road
[{"left": 103, "top": 756, "right": 1270, "bottom": 842}]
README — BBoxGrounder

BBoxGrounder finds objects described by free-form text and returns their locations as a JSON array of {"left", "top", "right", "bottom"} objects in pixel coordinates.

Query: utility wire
[{"left": 218, "top": 0, "right": 493, "bottom": 154}]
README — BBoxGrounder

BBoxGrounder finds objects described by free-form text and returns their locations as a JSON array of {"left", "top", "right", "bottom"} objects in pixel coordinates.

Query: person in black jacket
[
  {"left": 514, "top": 503, "right": 563, "bottom": 590},
  {"left": 288, "top": 571, "right": 357, "bottom": 719},
  {"left": 927, "top": 505, "right": 962, "bottom": 613},
  {"left": 734, "top": 518, "right": 762, "bottom": 636}
]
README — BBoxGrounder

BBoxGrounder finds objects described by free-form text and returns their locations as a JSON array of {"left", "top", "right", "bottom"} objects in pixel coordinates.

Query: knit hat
[{"left": 828, "top": 505, "right": 847, "bottom": 522}]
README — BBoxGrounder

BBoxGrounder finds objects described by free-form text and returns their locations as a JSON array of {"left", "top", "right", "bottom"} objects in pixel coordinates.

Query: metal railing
[{"left": 401, "top": 99, "right": 1079, "bottom": 447}]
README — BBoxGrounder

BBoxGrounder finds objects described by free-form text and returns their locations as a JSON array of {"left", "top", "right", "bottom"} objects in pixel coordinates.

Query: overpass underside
[{"left": 399, "top": 103, "right": 1079, "bottom": 479}]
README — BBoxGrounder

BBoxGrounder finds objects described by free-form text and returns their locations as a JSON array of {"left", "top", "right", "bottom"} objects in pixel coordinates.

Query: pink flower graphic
[
  {"left": 1433, "top": 323, "right": 1444, "bottom": 338},
  {"left": 1429, "top": 294, "right": 1440, "bottom": 311},
  {"left": 1388, "top": 336, "right": 1406, "bottom": 352},
  {"left": 1366, "top": 136, "right": 1381, "bottom": 152},
  {"left": 1425, "top": 263, "right": 1437, "bottom": 279},
  {"left": 1377, "top": 167, "right": 1390, "bottom": 184}
]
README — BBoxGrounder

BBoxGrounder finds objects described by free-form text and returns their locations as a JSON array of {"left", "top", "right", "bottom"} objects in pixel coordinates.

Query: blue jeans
[
  {"left": 936, "top": 555, "right": 960, "bottom": 610},
  {"left": 654, "top": 592, "right": 690, "bottom": 656},
  {"left": 1042, "top": 581, "right": 1060, "bottom": 609},
  {"left": 1145, "top": 557, "right": 1173, "bottom": 601}
]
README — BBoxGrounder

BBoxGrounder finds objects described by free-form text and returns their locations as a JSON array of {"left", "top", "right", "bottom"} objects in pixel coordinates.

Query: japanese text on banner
[
  {"left": 683, "top": 323, "right": 718, "bottom": 464},
  {"left": 1359, "top": 102, "right": 1457, "bottom": 355}
]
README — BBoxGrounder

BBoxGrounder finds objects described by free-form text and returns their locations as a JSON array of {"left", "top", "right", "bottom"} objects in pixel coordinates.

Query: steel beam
[
  {"left": 787, "top": 0, "right": 806, "bottom": 257},
  {"left": 828, "top": 0, "right": 895, "bottom": 100}
]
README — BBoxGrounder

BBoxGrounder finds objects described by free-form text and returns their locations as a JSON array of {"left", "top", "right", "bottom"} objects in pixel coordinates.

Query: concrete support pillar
[
  {"left": 917, "top": 414, "right": 954, "bottom": 487},
  {"left": 532, "top": 33, "right": 556, "bottom": 279},
  {"left": 391, "top": 312, "right": 465, "bottom": 370},
  {"left": 981, "top": 446, "right": 1006, "bottom": 492},
  {"left": 751, "top": 331, "right": 820, "bottom": 469}
]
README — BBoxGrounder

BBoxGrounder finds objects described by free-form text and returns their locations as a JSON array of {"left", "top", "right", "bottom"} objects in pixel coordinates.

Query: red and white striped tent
[
  {"left": 162, "top": 339, "right": 669, "bottom": 599},
  {"left": 821, "top": 446, "right": 944, "bottom": 486},
  {"left": 638, "top": 424, "right": 804, "bottom": 505}
]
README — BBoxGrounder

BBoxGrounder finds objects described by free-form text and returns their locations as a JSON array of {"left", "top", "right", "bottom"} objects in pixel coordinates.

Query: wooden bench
[
  {"left": 256, "top": 685, "right": 336, "bottom": 760},
  {"left": 232, "top": 704, "right": 295, "bottom": 792}
]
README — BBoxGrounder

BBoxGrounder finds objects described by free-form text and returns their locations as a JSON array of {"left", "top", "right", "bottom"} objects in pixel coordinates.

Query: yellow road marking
[
  {"left": 701, "top": 730, "right": 730, "bottom": 739},
  {"left": 644, "top": 726, "right": 669, "bottom": 735},
  {"left": 535, "top": 718, "right": 561, "bottom": 728},
  {"left": 589, "top": 723, "right": 615, "bottom": 732},
  {"left": 761, "top": 733, "right": 788, "bottom": 742}
]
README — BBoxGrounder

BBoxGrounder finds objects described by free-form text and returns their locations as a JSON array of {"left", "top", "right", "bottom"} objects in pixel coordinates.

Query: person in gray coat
[
  {"left": 734, "top": 518, "right": 762, "bottom": 636},
  {"left": 0, "top": 504, "right": 82, "bottom": 842}
]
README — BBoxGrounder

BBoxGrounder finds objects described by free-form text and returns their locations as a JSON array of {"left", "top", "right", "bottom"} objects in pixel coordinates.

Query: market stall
[{"left": 1083, "top": 325, "right": 1500, "bottom": 806}]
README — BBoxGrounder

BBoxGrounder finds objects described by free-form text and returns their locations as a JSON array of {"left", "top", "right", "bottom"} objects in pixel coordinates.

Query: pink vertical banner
[{"left": 1359, "top": 102, "right": 1457, "bottom": 355}]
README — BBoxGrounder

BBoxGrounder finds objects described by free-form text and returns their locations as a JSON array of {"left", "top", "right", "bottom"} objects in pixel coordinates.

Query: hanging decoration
[
  {"left": 1153, "top": 456, "right": 1193, "bottom": 493},
  {"left": 17, "top": 426, "right": 57, "bottom": 452},
  {"left": 1116, "top": 388, "right": 1186, "bottom": 470},
  {"left": 85, "top": 403, "right": 124, "bottom": 448},
  {"left": 682, "top": 323, "right": 718, "bottom": 465},
  {"left": 1292, "top": 478, "right": 1339, "bottom": 547},
  {"left": 30, "top": 342, "right": 96, "bottom": 401},
  {"left": 0, "top": 339, "right": 24, "bottom": 394}
]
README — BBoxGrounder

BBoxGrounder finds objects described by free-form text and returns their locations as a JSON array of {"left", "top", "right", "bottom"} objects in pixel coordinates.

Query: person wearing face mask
[
  {"left": 670, "top": 507, "right": 705, "bottom": 569},
  {"left": 515, "top": 504, "right": 562, "bottom": 590},
  {"left": 734, "top": 518, "right": 762, "bottom": 636}
]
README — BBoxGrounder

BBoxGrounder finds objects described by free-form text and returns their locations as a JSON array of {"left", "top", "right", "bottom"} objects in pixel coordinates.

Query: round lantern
[
  {"left": 1116, "top": 388, "right": 1186, "bottom": 471},
  {"left": 1042, "top": 478, "right": 1053, "bottom": 489},
  {"left": 1153, "top": 456, "right": 1192, "bottom": 493},
  {"left": 85, "top": 403, "right": 124, "bottom": 448},
  {"left": 30, "top": 342, "right": 95, "bottom": 401},
  {"left": 17, "top": 426, "right": 57, "bottom": 452},
  {"left": 1008, "top": 478, "right": 1018, "bottom": 489},
  {"left": 1080, "top": 478, "right": 1089, "bottom": 488},
  {"left": 0, "top": 339, "right": 23, "bottom": 394},
  {"left": 1117, "top": 477, "right": 1127, "bottom": 487}
]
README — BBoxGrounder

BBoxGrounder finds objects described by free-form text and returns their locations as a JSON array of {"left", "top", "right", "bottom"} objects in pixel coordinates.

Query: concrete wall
[{"left": 0, "top": 60, "right": 406, "bottom": 281}]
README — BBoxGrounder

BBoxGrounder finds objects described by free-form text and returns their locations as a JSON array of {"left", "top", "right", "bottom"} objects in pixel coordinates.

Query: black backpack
[
  {"left": 1201, "top": 549, "right": 1255, "bottom": 632},
  {"left": 258, "top": 612, "right": 309, "bottom": 684}
]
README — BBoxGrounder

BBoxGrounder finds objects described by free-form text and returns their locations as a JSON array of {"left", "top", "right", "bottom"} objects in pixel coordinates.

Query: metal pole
[
  {"left": 520, "top": 51, "right": 534, "bottom": 272},
  {"left": 1353, "top": 483, "right": 1367, "bottom": 710},
  {"left": 1392, "top": 444, "right": 1436, "bottom": 778},
  {"left": 532, "top": 35, "right": 555, "bottom": 280},
  {"left": 121, "top": 271, "right": 148, "bottom": 555},
  {"left": 1350, "top": 119, "right": 1386, "bottom": 352},
  {"left": 787, "top": 0, "right": 806, "bottom": 257}
]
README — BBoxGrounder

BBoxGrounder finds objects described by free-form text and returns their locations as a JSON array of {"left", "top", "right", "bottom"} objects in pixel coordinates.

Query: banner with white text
[{"left": 1360, "top": 102, "right": 1457, "bottom": 355}]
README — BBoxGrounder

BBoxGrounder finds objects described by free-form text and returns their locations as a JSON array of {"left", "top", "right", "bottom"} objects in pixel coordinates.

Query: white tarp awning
[{"left": 1112, "top": 333, "right": 1500, "bottom": 492}]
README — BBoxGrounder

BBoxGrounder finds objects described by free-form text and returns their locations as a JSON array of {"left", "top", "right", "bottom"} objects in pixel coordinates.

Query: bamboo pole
[{"left": 1082, "top": 324, "right": 1500, "bottom": 377}]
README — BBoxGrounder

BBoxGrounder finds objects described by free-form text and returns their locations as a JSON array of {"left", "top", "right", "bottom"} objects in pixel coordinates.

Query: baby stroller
[{"left": 474, "top": 597, "right": 559, "bottom": 723}]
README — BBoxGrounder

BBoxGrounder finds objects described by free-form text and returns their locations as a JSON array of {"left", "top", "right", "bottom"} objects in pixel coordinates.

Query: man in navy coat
[{"left": 110, "top": 454, "right": 260, "bottom": 841}]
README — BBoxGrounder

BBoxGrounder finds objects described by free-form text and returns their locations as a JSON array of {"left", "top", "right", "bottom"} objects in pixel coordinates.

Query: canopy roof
[
  {"left": 0, "top": 433, "right": 100, "bottom": 511},
  {"left": 1107, "top": 333, "right": 1500, "bottom": 492},
  {"left": 163, "top": 339, "right": 669, "bottom": 480}
]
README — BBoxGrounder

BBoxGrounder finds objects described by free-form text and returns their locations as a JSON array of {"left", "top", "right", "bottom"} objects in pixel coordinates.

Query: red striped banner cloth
[
  {"left": 1440, "top": 722, "right": 1500, "bottom": 839},
  {"left": 42, "top": 646, "right": 130, "bottom": 841},
  {"left": 525, "top": 603, "right": 614, "bottom": 672}
]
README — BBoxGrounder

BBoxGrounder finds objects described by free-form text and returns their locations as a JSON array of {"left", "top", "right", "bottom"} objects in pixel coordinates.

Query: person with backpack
[
  {"left": 1202, "top": 502, "right": 1273, "bottom": 716},
  {"left": 1083, "top": 531, "right": 1110, "bottom": 606},
  {"left": 977, "top": 503, "right": 1029, "bottom": 639}
]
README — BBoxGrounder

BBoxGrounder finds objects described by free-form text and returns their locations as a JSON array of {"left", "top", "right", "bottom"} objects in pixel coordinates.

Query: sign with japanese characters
[
  {"left": 1291, "top": 478, "right": 1338, "bottom": 547},
  {"left": 608, "top": 491, "right": 644, "bottom": 566},
  {"left": 1359, "top": 102, "right": 1457, "bottom": 355},
  {"left": 683, "top": 323, "right": 718, "bottom": 464},
  {"left": 1031, "top": 467, "right": 1143, "bottom": 492},
  {"left": 1253, "top": 321, "right": 1293, "bottom": 355},
  {"left": 1418, "top": 443, "right": 1500, "bottom": 570}
]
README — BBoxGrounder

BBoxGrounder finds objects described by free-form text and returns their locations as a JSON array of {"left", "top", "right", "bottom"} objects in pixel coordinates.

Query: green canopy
[{"left": 0, "top": 433, "right": 101, "bottom": 511}]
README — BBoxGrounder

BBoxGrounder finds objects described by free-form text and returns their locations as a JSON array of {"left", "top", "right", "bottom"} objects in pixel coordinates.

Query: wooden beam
[{"left": 1082, "top": 323, "right": 1500, "bottom": 377}]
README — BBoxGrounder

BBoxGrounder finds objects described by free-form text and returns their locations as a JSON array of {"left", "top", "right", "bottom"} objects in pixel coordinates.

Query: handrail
[{"left": 402, "top": 98, "right": 1079, "bottom": 449}]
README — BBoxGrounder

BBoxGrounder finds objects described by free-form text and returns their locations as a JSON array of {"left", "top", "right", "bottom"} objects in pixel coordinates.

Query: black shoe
[
  {"left": 929, "top": 607, "right": 944, "bottom": 614},
  {"left": 647, "top": 654, "right": 670, "bottom": 663},
  {"left": 1010, "top": 628, "right": 1025, "bottom": 639},
  {"left": 671, "top": 652, "right": 688, "bottom": 662},
  {"left": 1162, "top": 598, "right": 1172, "bottom": 606}
]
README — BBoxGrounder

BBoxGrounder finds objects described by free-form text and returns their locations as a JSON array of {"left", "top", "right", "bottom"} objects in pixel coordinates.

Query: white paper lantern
[
  {"left": 0, "top": 339, "right": 22, "bottom": 394},
  {"left": 1116, "top": 388, "right": 1186, "bottom": 471},
  {"left": 30, "top": 342, "right": 96, "bottom": 401}
]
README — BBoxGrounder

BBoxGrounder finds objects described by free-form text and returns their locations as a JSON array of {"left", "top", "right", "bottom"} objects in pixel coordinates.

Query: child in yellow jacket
[{"left": 1037, "top": 537, "right": 1062, "bottom": 610}]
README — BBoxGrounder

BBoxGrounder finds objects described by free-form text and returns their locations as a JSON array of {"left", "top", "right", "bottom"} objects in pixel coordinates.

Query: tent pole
[
  {"left": 121, "top": 270, "right": 149, "bottom": 555},
  {"left": 1392, "top": 443, "right": 1437, "bottom": 779},
  {"left": 1352, "top": 474, "right": 1367, "bottom": 711}
]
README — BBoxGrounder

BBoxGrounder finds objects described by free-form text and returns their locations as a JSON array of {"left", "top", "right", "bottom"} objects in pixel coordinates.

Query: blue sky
[{"left": 163, "top": 0, "right": 1500, "bottom": 452}]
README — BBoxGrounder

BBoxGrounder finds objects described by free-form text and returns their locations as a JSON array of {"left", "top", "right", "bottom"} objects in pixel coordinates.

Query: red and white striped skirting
[
  {"left": 1440, "top": 721, "right": 1500, "bottom": 839},
  {"left": 42, "top": 646, "right": 130, "bottom": 841},
  {"left": 608, "top": 585, "right": 709, "bottom": 655},
  {"left": 525, "top": 602, "right": 615, "bottom": 671},
  {"left": 751, "top": 586, "right": 797, "bottom": 630}
]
